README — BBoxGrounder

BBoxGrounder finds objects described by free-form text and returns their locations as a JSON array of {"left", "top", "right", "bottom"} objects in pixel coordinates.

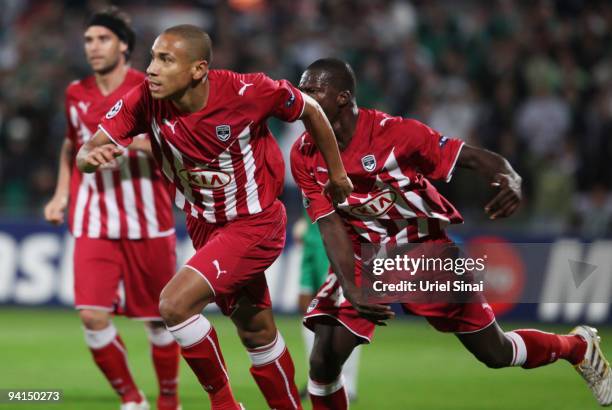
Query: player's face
[
  {"left": 299, "top": 70, "right": 341, "bottom": 121},
  {"left": 147, "top": 34, "right": 205, "bottom": 100},
  {"left": 84, "top": 26, "right": 126, "bottom": 74}
]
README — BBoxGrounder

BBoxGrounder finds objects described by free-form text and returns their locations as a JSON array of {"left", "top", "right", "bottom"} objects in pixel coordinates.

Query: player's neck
[
  {"left": 171, "top": 78, "right": 210, "bottom": 113},
  {"left": 94, "top": 63, "right": 128, "bottom": 96},
  {"left": 334, "top": 105, "right": 359, "bottom": 151}
]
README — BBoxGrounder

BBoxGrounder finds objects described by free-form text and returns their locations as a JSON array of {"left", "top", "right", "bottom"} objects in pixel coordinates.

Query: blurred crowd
[{"left": 0, "top": 0, "right": 611, "bottom": 237}]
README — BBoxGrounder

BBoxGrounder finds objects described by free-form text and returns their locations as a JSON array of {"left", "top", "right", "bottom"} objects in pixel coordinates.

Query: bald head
[
  {"left": 162, "top": 24, "right": 213, "bottom": 63},
  {"left": 305, "top": 58, "right": 356, "bottom": 96}
]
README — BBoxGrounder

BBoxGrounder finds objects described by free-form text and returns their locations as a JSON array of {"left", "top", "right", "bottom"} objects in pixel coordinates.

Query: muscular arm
[
  {"left": 76, "top": 129, "right": 124, "bottom": 173},
  {"left": 44, "top": 139, "right": 74, "bottom": 225},
  {"left": 300, "top": 94, "right": 353, "bottom": 203},
  {"left": 456, "top": 144, "right": 522, "bottom": 219},
  {"left": 317, "top": 212, "right": 394, "bottom": 324}
]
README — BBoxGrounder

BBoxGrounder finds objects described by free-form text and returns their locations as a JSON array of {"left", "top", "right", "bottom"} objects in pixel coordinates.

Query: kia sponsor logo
[
  {"left": 178, "top": 167, "right": 232, "bottom": 189},
  {"left": 349, "top": 190, "right": 397, "bottom": 217}
]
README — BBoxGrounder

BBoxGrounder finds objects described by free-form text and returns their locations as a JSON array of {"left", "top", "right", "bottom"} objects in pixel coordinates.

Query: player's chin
[
  {"left": 149, "top": 90, "right": 163, "bottom": 99},
  {"left": 90, "top": 61, "right": 108, "bottom": 72},
  {"left": 149, "top": 88, "right": 168, "bottom": 99}
]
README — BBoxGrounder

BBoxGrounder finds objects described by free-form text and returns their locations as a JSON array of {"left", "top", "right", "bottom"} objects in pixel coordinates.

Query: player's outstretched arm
[
  {"left": 318, "top": 213, "right": 395, "bottom": 325},
  {"left": 300, "top": 94, "right": 353, "bottom": 204},
  {"left": 457, "top": 144, "right": 522, "bottom": 219},
  {"left": 76, "top": 129, "right": 124, "bottom": 173},
  {"left": 44, "top": 138, "right": 74, "bottom": 225}
]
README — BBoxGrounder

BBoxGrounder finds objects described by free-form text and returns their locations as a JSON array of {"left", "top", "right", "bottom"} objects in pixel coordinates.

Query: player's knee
[
  {"left": 309, "top": 358, "right": 341, "bottom": 383},
  {"left": 237, "top": 326, "right": 276, "bottom": 349},
  {"left": 158, "top": 294, "right": 187, "bottom": 325},
  {"left": 309, "top": 351, "right": 342, "bottom": 383},
  {"left": 79, "top": 309, "right": 110, "bottom": 330}
]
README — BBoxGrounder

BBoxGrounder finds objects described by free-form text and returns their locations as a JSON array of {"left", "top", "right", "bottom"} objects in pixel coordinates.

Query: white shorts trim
[
  {"left": 303, "top": 313, "right": 371, "bottom": 344},
  {"left": 453, "top": 317, "right": 497, "bottom": 335},
  {"left": 183, "top": 264, "right": 217, "bottom": 297},
  {"left": 312, "top": 209, "right": 336, "bottom": 223}
]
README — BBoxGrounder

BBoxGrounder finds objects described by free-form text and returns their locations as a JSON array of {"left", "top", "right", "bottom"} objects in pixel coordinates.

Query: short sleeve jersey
[
  {"left": 100, "top": 69, "right": 305, "bottom": 223},
  {"left": 64, "top": 68, "right": 174, "bottom": 239},
  {"left": 291, "top": 108, "right": 464, "bottom": 247}
]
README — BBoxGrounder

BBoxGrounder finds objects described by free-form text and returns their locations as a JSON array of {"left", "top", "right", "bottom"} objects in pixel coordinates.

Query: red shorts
[
  {"left": 184, "top": 200, "right": 286, "bottom": 316},
  {"left": 74, "top": 235, "right": 177, "bottom": 319},
  {"left": 304, "top": 272, "right": 496, "bottom": 344}
]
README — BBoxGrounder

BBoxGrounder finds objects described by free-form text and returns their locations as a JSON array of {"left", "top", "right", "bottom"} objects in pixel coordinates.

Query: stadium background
[{"left": 1, "top": 0, "right": 612, "bottom": 409}]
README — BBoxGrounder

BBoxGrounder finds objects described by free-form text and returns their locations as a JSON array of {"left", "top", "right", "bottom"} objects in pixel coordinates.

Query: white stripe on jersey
[
  {"left": 404, "top": 191, "right": 451, "bottom": 222},
  {"left": 383, "top": 148, "right": 450, "bottom": 223},
  {"left": 174, "top": 188, "right": 187, "bottom": 211},
  {"left": 87, "top": 176, "right": 101, "bottom": 237},
  {"left": 218, "top": 149, "right": 237, "bottom": 220},
  {"left": 382, "top": 149, "right": 411, "bottom": 189},
  {"left": 119, "top": 157, "right": 141, "bottom": 239},
  {"left": 197, "top": 185, "right": 216, "bottom": 222},
  {"left": 238, "top": 126, "right": 262, "bottom": 214},
  {"left": 151, "top": 119, "right": 198, "bottom": 218},
  {"left": 353, "top": 219, "right": 390, "bottom": 242},
  {"left": 137, "top": 152, "right": 160, "bottom": 237},
  {"left": 164, "top": 133, "right": 215, "bottom": 222},
  {"left": 72, "top": 173, "right": 92, "bottom": 237},
  {"left": 101, "top": 170, "right": 120, "bottom": 238},
  {"left": 71, "top": 106, "right": 93, "bottom": 143}
]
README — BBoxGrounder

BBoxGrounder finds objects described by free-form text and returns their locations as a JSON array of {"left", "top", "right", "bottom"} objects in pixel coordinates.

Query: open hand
[
  {"left": 343, "top": 283, "right": 395, "bottom": 326},
  {"left": 484, "top": 173, "right": 522, "bottom": 219}
]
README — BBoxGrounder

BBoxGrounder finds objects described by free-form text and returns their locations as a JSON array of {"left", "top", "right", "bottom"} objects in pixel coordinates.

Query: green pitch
[{"left": 0, "top": 308, "right": 608, "bottom": 410}]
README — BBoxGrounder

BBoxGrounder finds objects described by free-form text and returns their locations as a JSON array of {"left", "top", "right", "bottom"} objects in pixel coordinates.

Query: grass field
[{"left": 0, "top": 308, "right": 609, "bottom": 410}]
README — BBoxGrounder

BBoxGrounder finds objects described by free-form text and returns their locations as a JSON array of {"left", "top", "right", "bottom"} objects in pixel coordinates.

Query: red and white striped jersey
[
  {"left": 99, "top": 69, "right": 305, "bottom": 223},
  {"left": 65, "top": 69, "right": 174, "bottom": 239},
  {"left": 291, "top": 108, "right": 464, "bottom": 248}
]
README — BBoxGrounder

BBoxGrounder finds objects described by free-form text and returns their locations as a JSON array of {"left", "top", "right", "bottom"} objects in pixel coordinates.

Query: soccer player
[
  {"left": 44, "top": 8, "right": 180, "bottom": 410},
  {"left": 294, "top": 212, "right": 361, "bottom": 401},
  {"left": 75, "top": 25, "right": 353, "bottom": 410},
  {"left": 290, "top": 58, "right": 612, "bottom": 409}
]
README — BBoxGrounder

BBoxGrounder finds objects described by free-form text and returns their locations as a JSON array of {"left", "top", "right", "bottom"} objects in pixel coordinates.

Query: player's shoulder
[
  {"left": 290, "top": 132, "right": 318, "bottom": 160},
  {"left": 370, "top": 109, "right": 433, "bottom": 137},
  {"left": 65, "top": 75, "right": 95, "bottom": 98},
  {"left": 212, "top": 69, "right": 279, "bottom": 96},
  {"left": 208, "top": 69, "right": 253, "bottom": 97},
  {"left": 365, "top": 108, "right": 406, "bottom": 130},
  {"left": 230, "top": 70, "right": 269, "bottom": 85},
  {"left": 210, "top": 69, "right": 266, "bottom": 85}
]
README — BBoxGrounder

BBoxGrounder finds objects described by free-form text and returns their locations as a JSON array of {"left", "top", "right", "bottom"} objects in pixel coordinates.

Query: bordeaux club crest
[
  {"left": 216, "top": 125, "right": 231, "bottom": 141},
  {"left": 361, "top": 154, "right": 376, "bottom": 172}
]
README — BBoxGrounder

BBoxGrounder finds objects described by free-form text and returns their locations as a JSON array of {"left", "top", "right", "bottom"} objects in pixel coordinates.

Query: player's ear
[
  {"left": 192, "top": 60, "right": 209, "bottom": 81},
  {"left": 337, "top": 90, "right": 351, "bottom": 107},
  {"left": 118, "top": 41, "right": 128, "bottom": 55}
]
